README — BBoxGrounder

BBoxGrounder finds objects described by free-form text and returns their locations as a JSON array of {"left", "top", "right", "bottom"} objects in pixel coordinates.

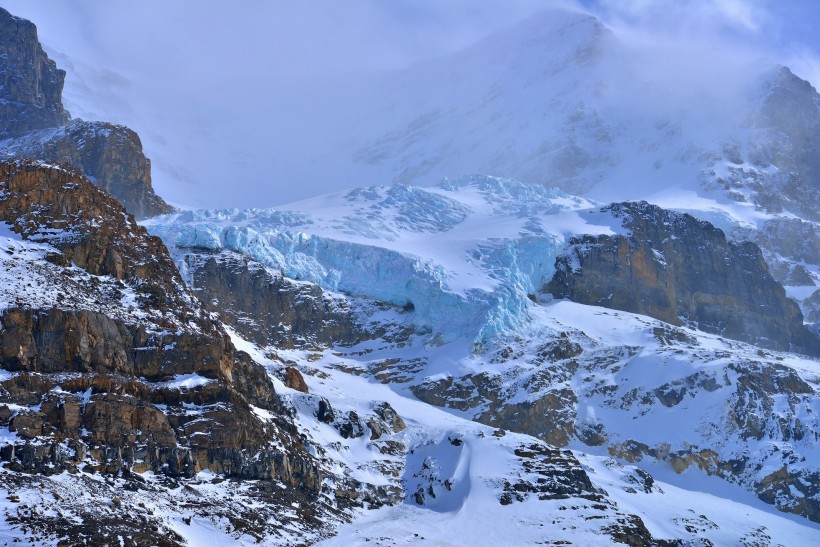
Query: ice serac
[
  {"left": 146, "top": 176, "right": 595, "bottom": 346},
  {"left": 0, "top": 8, "right": 171, "bottom": 219},
  {"left": 545, "top": 201, "right": 819, "bottom": 355},
  {"left": 0, "top": 161, "right": 326, "bottom": 543}
]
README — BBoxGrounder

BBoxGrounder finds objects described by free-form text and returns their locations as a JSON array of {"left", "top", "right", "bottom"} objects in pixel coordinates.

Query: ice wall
[{"left": 145, "top": 176, "right": 598, "bottom": 345}]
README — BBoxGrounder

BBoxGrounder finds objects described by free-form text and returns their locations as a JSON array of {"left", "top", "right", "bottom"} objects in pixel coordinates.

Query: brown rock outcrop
[
  {"left": 284, "top": 367, "right": 309, "bottom": 393},
  {"left": 185, "top": 250, "right": 361, "bottom": 349},
  {"left": 0, "top": 160, "right": 175, "bottom": 286},
  {"left": 1, "top": 121, "right": 173, "bottom": 219},
  {"left": 0, "top": 161, "right": 319, "bottom": 490},
  {"left": 545, "top": 201, "right": 819, "bottom": 354}
]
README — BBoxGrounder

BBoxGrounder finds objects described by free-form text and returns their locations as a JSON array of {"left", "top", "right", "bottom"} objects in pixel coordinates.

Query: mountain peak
[
  {"left": 0, "top": 7, "right": 69, "bottom": 138},
  {"left": 0, "top": 10, "right": 172, "bottom": 219}
]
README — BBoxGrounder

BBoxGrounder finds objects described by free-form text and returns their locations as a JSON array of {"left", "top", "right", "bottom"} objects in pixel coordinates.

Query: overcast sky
[{"left": 1, "top": 0, "right": 819, "bottom": 209}]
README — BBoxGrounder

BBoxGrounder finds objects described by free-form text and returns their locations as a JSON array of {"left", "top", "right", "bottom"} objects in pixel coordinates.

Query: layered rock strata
[
  {"left": 0, "top": 161, "right": 318, "bottom": 492},
  {"left": 181, "top": 250, "right": 361, "bottom": 349},
  {"left": 545, "top": 201, "right": 819, "bottom": 354},
  {"left": 0, "top": 8, "right": 171, "bottom": 218}
]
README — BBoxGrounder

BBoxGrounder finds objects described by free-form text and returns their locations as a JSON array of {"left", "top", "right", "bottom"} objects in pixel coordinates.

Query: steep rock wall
[
  {"left": 545, "top": 201, "right": 819, "bottom": 354},
  {"left": 0, "top": 8, "right": 171, "bottom": 218},
  {"left": 0, "top": 161, "right": 318, "bottom": 490},
  {"left": 0, "top": 7, "right": 68, "bottom": 138}
]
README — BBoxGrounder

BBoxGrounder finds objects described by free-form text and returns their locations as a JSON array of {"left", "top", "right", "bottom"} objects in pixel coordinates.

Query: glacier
[{"left": 145, "top": 175, "right": 612, "bottom": 345}]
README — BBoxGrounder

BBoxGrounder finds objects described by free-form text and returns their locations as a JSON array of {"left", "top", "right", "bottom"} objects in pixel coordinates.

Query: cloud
[
  {"left": 787, "top": 52, "right": 820, "bottom": 92},
  {"left": 578, "top": 0, "right": 768, "bottom": 35},
  {"left": 714, "top": 0, "right": 767, "bottom": 31},
  {"left": 0, "top": 0, "right": 818, "bottom": 208},
  {"left": 578, "top": 0, "right": 820, "bottom": 91}
]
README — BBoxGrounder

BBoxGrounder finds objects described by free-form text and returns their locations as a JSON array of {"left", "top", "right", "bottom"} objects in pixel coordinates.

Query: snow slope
[
  {"left": 146, "top": 173, "right": 820, "bottom": 540},
  {"left": 236, "top": 328, "right": 820, "bottom": 546}
]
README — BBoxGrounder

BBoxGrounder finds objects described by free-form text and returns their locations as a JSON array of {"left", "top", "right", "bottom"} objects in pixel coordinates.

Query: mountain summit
[
  {"left": 0, "top": 7, "right": 68, "bottom": 138},
  {"left": 0, "top": 7, "right": 171, "bottom": 219}
]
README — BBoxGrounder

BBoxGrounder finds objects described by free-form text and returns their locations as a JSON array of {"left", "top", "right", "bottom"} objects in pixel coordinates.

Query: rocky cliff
[
  {"left": 0, "top": 8, "right": 171, "bottom": 219},
  {"left": 545, "top": 201, "right": 819, "bottom": 355},
  {"left": 0, "top": 7, "right": 68, "bottom": 138},
  {"left": 0, "top": 161, "right": 324, "bottom": 542},
  {"left": 1, "top": 120, "right": 172, "bottom": 219},
  {"left": 744, "top": 66, "right": 820, "bottom": 222},
  {"left": 181, "top": 250, "right": 361, "bottom": 349}
]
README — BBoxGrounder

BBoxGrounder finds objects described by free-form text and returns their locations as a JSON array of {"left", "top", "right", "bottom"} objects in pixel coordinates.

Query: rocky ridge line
[{"left": 0, "top": 7, "right": 171, "bottom": 219}]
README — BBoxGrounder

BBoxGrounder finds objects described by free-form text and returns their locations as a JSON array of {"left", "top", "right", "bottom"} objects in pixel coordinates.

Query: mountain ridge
[
  {"left": 1, "top": 5, "right": 820, "bottom": 545},
  {"left": 0, "top": 7, "right": 171, "bottom": 219}
]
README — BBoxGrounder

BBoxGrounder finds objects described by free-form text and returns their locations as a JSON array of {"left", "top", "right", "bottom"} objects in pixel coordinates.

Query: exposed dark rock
[
  {"left": 317, "top": 398, "right": 335, "bottom": 424},
  {"left": 0, "top": 9, "right": 170, "bottom": 218},
  {"left": 1, "top": 121, "right": 173, "bottom": 218},
  {"left": 338, "top": 411, "right": 365, "bottom": 439},
  {"left": 545, "top": 201, "right": 819, "bottom": 354},
  {"left": 503, "top": 444, "right": 676, "bottom": 545},
  {"left": 746, "top": 66, "right": 820, "bottom": 222},
  {"left": 9, "top": 410, "right": 45, "bottom": 439},
  {"left": 411, "top": 361, "right": 577, "bottom": 447},
  {"left": 373, "top": 402, "right": 406, "bottom": 434},
  {"left": 0, "top": 161, "right": 319, "bottom": 491},
  {"left": 806, "top": 289, "right": 820, "bottom": 323},
  {"left": 0, "top": 161, "right": 175, "bottom": 288},
  {"left": 750, "top": 217, "right": 820, "bottom": 266},
  {"left": 510, "top": 445, "right": 604, "bottom": 502},
  {"left": 757, "top": 467, "right": 820, "bottom": 523},
  {"left": 183, "top": 250, "right": 360, "bottom": 349},
  {"left": 0, "top": 7, "right": 68, "bottom": 138},
  {"left": 604, "top": 356, "right": 820, "bottom": 522},
  {"left": 284, "top": 366, "right": 309, "bottom": 393}
]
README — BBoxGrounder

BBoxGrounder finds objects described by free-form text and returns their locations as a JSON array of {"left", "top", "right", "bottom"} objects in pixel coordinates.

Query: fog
[{"left": 1, "top": 0, "right": 818, "bottom": 209}]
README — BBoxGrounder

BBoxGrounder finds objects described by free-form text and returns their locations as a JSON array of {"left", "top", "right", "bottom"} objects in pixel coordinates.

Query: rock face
[
  {"left": 0, "top": 161, "right": 318, "bottom": 493},
  {"left": 0, "top": 9, "right": 171, "bottom": 218},
  {"left": 545, "top": 201, "right": 819, "bottom": 355},
  {"left": 182, "top": 250, "right": 362, "bottom": 349},
  {"left": 745, "top": 66, "right": 820, "bottom": 221},
  {"left": 1, "top": 120, "right": 172, "bottom": 219},
  {"left": 0, "top": 7, "right": 68, "bottom": 138},
  {"left": 806, "top": 290, "right": 820, "bottom": 324}
]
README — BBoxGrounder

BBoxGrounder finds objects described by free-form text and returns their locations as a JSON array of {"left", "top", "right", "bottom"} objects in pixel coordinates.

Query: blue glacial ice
[{"left": 145, "top": 176, "right": 597, "bottom": 345}]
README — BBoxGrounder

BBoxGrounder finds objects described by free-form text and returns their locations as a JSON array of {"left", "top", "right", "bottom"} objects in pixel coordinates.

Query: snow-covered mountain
[
  {"left": 131, "top": 6, "right": 820, "bottom": 330},
  {"left": 145, "top": 173, "right": 820, "bottom": 539},
  {"left": 322, "top": 8, "right": 820, "bottom": 327},
  {"left": 349, "top": 8, "right": 818, "bottom": 325},
  {"left": 2, "top": 4, "right": 820, "bottom": 546},
  {"left": 10, "top": 162, "right": 820, "bottom": 544}
]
